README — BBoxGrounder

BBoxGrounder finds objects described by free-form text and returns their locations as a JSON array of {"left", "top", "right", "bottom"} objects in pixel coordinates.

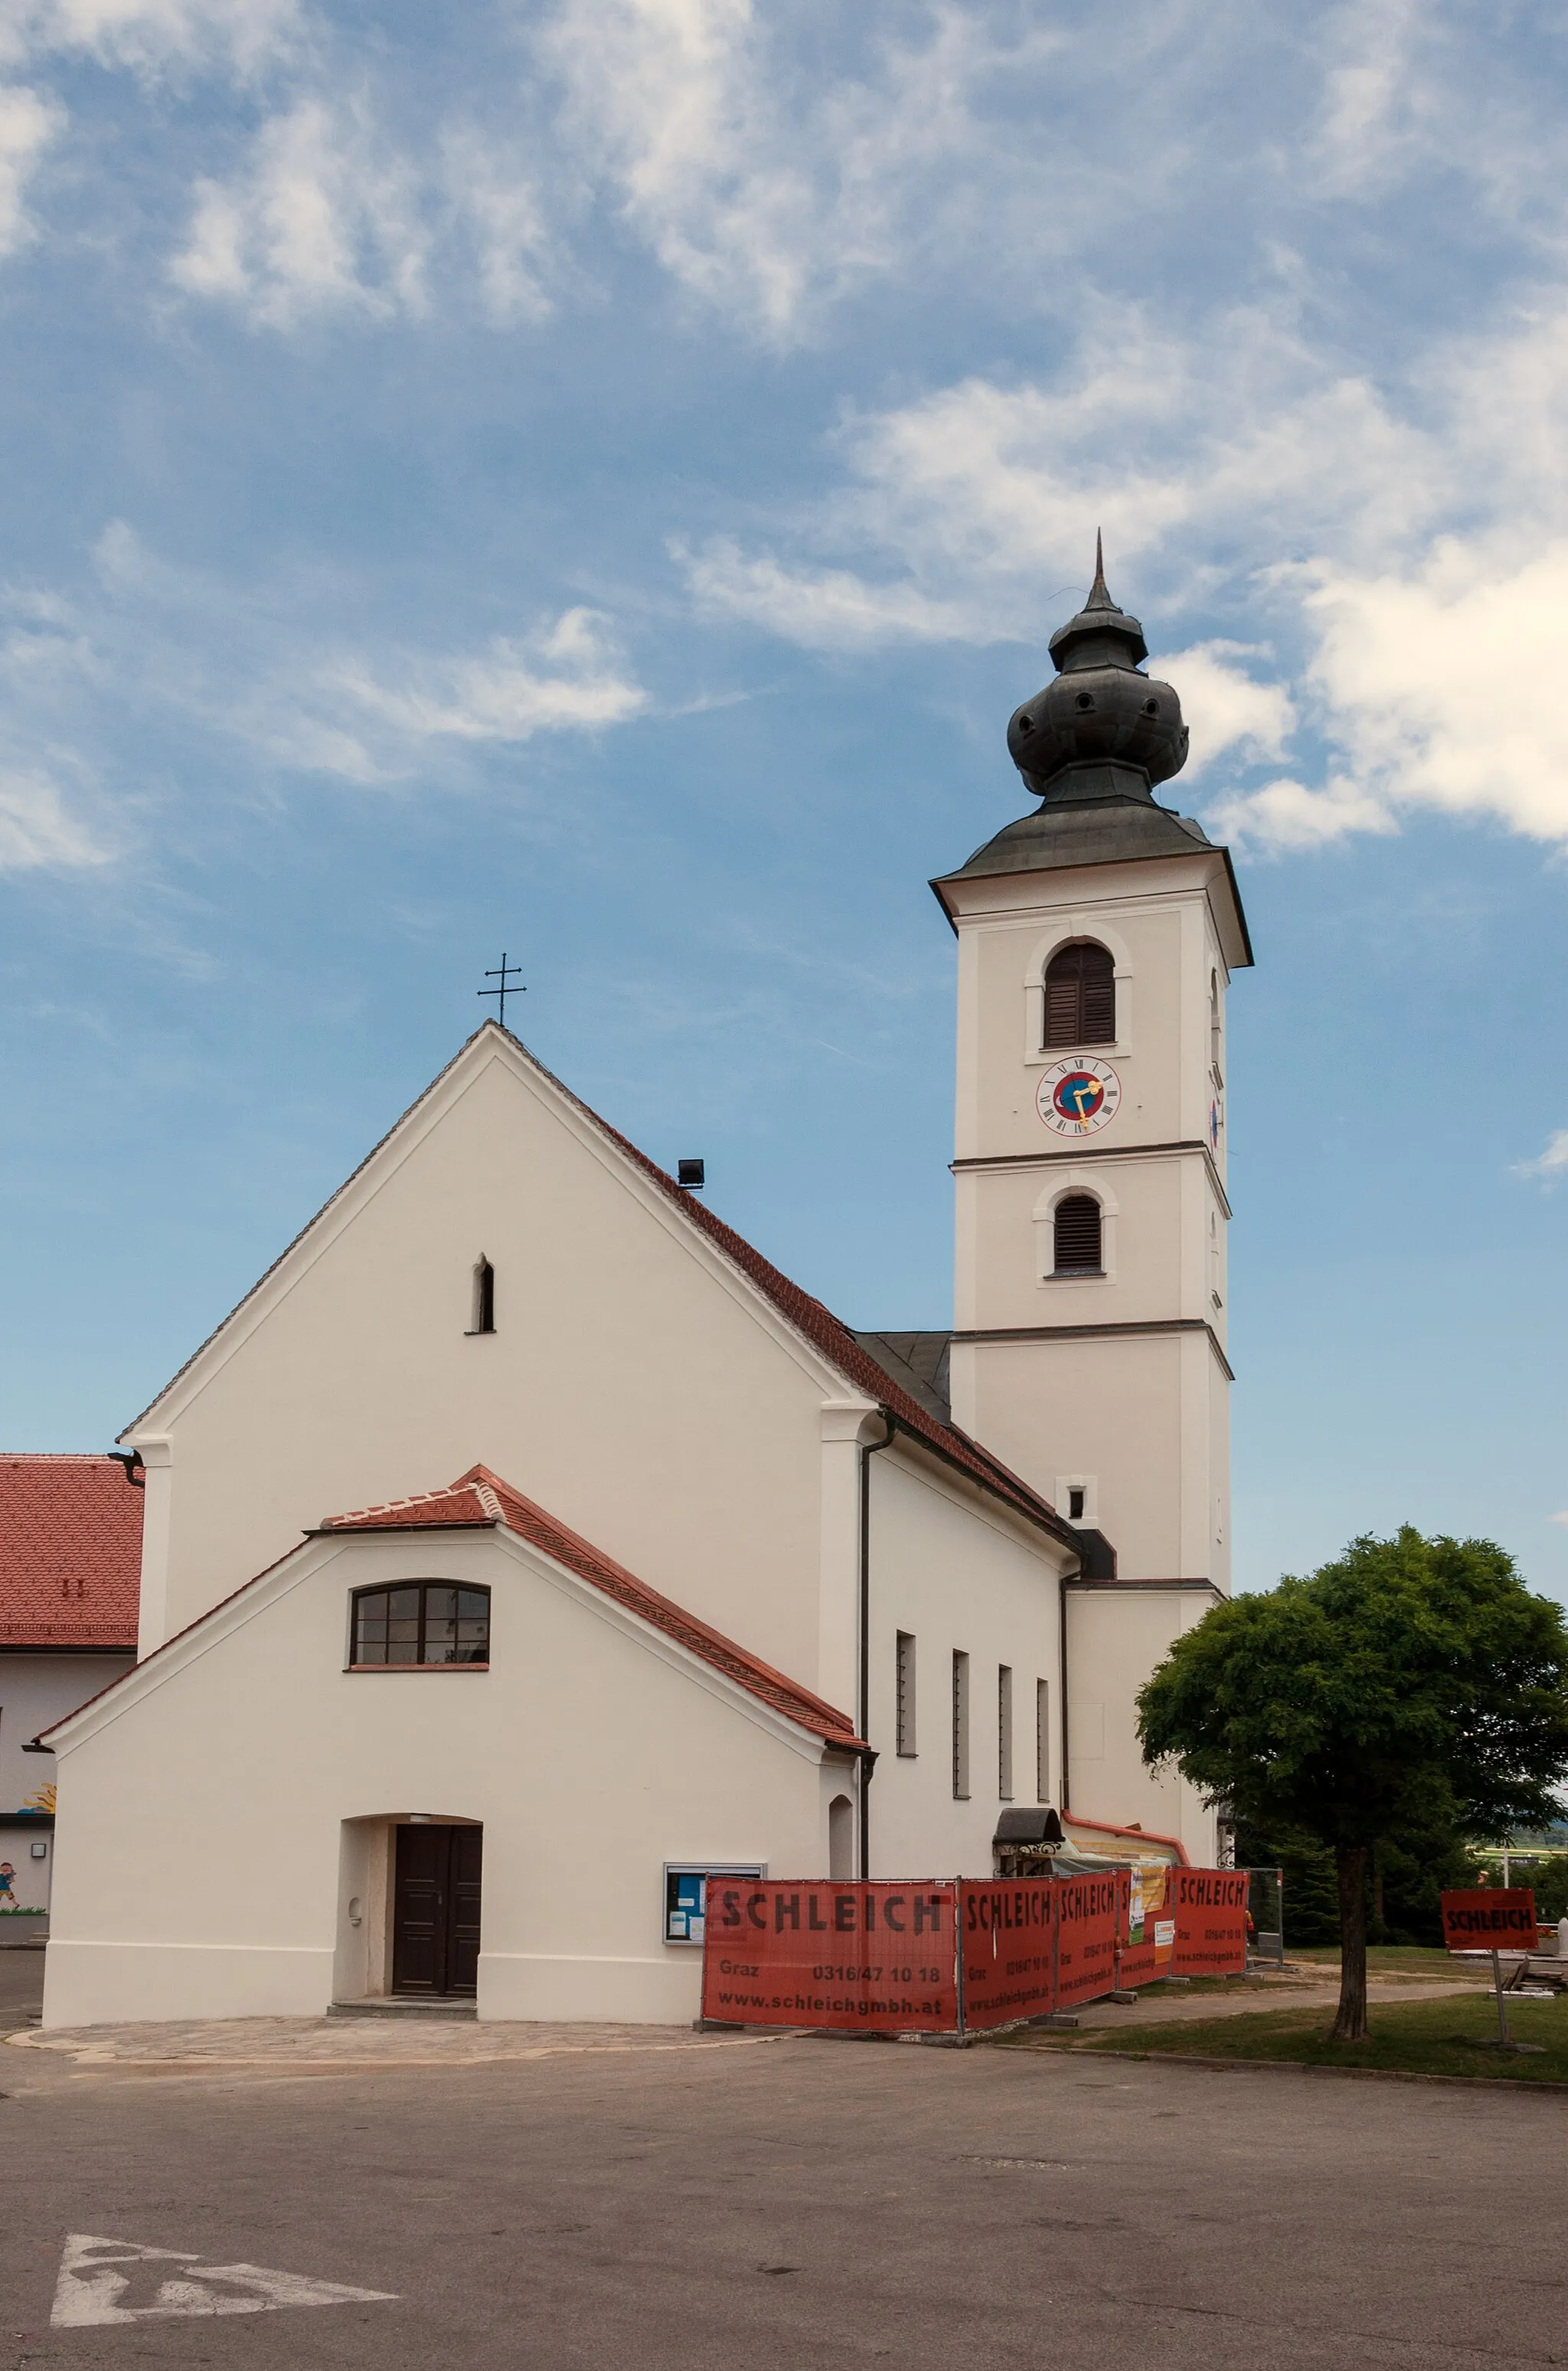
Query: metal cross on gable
[{"left": 479, "top": 951, "right": 525, "bottom": 1031}]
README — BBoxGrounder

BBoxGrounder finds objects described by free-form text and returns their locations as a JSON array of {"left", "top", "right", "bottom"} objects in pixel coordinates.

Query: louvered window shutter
[
  {"left": 1043, "top": 943, "right": 1116, "bottom": 1048},
  {"left": 1054, "top": 1195, "right": 1102, "bottom": 1273}
]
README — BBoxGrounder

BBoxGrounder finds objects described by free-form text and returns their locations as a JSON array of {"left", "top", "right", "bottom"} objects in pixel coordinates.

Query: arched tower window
[
  {"left": 1053, "top": 1194, "right": 1102, "bottom": 1275},
  {"left": 1044, "top": 941, "right": 1115, "bottom": 1048}
]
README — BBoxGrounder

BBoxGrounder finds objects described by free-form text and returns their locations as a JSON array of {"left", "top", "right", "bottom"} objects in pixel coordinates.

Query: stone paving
[
  {"left": 1, "top": 1963, "right": 1489, "bottom": 2066},
  {"left": 3, "top": 2013, "right": 799, "bottom": 2066}
]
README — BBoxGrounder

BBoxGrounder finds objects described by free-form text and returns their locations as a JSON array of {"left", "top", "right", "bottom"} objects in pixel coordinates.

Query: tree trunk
[{"left": 1332, "top": 1843, "right": 1370, "bottom": 2042}]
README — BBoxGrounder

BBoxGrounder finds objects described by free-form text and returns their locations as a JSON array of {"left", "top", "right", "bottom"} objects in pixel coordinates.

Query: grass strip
[{"left": 1006, "top": 1988, "right": 1568, "bottom": 2083}]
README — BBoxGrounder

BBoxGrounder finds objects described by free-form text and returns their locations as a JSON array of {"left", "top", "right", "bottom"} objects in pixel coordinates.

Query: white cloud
[
  {"left": 1, "top": 0, "right": 298, "bottom": 74},
  {"left": 171, "top": 99, "right": 432, "bottom": 326},
  {"left": 1149, "top": 643, "right": 1295, "bottom": 776},
  {"left": 0, "top": 83, "right": 62, "bottom": 255},
  {"left": 1204, "top": 775, "right": 1394, "bottom": 854},
  {"left": 674, "top": 289, "right": 1568, "bottom": 852},
  {"left": 315, "top": 609, "right": 647, "bottom": 773},
  {"left": 169, "top": 100, "right": 551, "bottom": 328},
  {"left": 537, "top": 0, "right": 1073, "bottom": 342},
  {"left": 1516, "top": 1131, "right": 1568, "bottom": 1186},
  {"left": 0, "top": 767, "right": 109, "bottom": 872},
  {"left": 1551, "top": 1511, "right": 1568, "bottom": 1528},
  {"left": 1298, "top": 542, "right": 1568, "bottom": 843},
  {"left": 678, "top": 536, "right": 978, "bottom": 649}
]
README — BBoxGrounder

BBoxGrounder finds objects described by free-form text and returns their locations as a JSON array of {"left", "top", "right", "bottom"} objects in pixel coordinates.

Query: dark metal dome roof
[{"left": 1007, "top": 537, "right": 1189, "bottom": 801}]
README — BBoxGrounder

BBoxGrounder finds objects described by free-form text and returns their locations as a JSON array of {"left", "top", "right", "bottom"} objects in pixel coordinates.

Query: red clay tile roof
[
  {"left": 120, "top": 1023, "right": 1076, "bottom": 1558},
  {"left": 322, "top": 1465, "right": 867, "bottom": 1751},
  {"left": 532, "top": 1039, "right": 1076, "bottom": 1550},
  {"left": 0, "top": 1454, "right": 142, "bottom": 1648}
]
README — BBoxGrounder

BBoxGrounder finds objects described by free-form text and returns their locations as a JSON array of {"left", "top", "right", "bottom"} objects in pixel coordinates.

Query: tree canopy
[{"left": 1137, "top": 1528, "right": 1568, "bottom": 2037}]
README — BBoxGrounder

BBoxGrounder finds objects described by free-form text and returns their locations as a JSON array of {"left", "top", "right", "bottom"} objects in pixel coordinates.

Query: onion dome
[{"left": 1006, "top": 536, "right": 1189, "bottom": 803}]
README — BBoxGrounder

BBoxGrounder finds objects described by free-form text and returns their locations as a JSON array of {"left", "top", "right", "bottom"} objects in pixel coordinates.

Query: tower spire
[{"left": 1087, "top": 528, "right": 1112, "bottom": 610}]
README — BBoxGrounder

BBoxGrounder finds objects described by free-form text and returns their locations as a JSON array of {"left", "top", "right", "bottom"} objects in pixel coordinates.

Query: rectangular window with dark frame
[
  {"left": 952, "top": 1650, "right": 970, "bottom": 1800},
  {"left": 896, "top": 1630, "right": 917, "bottom": 1756},
  {"left": 998, "top": 1663, "right": 1014, "bottom": 1800},
  {"left": 351, "top": 1583, "right": 490, "bottom": 1667},
  {"left": 1036, "top": 1678, "right": 1050, "bottom": 1802}
]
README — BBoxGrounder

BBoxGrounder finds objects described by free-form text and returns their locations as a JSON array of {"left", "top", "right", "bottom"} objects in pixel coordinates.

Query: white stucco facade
[{"left": 44, "top": 1029, "right": 1082, "bottom": 2026}]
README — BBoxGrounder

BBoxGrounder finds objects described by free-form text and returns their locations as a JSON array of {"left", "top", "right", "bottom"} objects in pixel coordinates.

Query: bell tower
[{"left": 932, "top": 544, "right": 1252, "bottom": 1856}]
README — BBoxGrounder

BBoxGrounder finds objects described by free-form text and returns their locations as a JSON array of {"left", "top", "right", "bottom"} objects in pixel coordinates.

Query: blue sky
[{"left": 2, "top": 0, "right": 1566, "bottom": 1600}]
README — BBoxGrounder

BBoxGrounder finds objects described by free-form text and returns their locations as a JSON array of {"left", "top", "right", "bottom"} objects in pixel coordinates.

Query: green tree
[{"left": 1138, "top": 1529, "right": 1568, "bottom": 2039}]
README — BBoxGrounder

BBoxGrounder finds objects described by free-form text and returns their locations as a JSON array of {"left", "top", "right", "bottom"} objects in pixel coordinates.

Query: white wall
[
  {"left": 1064, "top": 1583, "right": 1220, "bottom": 1861},
  {"left": 867, "top": 1448, "right": 1064, "bottom": 1876},
  {"left": 126, "top": 1038, "right": 843, "bottom": 1699},
  {"left": 44, "top": 1527, "right": 840, "bottom": 2029},
  {"left": 0, "top": 1653, "right": 132, "bottom": 1813}
]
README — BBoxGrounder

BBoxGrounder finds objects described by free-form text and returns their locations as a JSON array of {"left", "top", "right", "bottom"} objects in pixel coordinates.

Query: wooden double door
[{"left": 391, "top": 1823, "right": 482, "bottom": 1997}]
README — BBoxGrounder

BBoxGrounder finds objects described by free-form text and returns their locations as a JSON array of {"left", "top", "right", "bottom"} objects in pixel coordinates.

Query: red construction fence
[{"left": 701, "top": 1865, "right": 1248, "bottom": 2037}]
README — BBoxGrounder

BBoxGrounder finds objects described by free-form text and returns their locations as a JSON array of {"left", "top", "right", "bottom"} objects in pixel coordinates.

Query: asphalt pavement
[{"left": 2, "top": 1979, "right": 1564, "bottom": 2371}]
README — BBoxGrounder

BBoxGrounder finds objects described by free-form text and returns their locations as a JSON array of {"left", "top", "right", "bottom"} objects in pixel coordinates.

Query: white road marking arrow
[{"left": 51, "top": 2234, "right": 397, "bottom": 2327}]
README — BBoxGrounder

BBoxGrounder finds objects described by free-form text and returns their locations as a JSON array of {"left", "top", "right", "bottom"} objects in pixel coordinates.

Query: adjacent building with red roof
[{"left": 1, "top": 1454, "right": 141, "bottom": 1921}]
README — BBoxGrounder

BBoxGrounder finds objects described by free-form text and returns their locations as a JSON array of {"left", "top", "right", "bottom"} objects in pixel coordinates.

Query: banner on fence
[
  {"left": 1169, "top": 1867, "right": 1249, "bottom": 1976},
  {"left": 959, "top": 1879, "right": 1057, "bottom": 2029},
  {"left": 700, "top": 1880, "right": 959, "bottom": 2032},
  {"left": 1114, "top": 1859, "right": 1174, "bottom": 1989},
  {"left": 701, "top": 1862, "right": 1244, "bottom": 2034},
  {"left": 1439, "top": 1887, "right": 1537, "bottom": 1952},
  {"left": 1056, "top": 1868, "right": 1123, "bottom": 2007}
]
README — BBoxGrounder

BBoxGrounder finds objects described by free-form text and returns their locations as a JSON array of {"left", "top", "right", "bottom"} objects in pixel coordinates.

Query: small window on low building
[
  {"left": 1053, "top": 1195, "right": 1102, "bottom": 1275},
  {"left": 1067, "top": 1486, "right": 1086, "bottom": 1522},
  {"left": 351, "top": 1583, "right": 490, "bottom": 1668}
]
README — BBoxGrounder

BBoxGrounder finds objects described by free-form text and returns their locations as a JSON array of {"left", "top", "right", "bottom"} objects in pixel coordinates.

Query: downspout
[
  {"left": 1059, "top": 1569, "right": 1072, "bottom": 1811},
  {"left": 858, "top": 1412, "right": 896, "bottom": 1882}
]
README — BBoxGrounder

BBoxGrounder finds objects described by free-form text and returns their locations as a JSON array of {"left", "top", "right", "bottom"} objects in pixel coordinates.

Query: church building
[{"left": 38, "top": 554, "right": 1251, "bottom": 2027}]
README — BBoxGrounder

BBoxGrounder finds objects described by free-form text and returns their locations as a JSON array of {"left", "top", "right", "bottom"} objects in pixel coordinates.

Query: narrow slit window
[
  {"left": 470, "top": 1257, "right": 495, "bottom": 1335},
  {"left": 998, "top": 1664, "right": 1014, "bottom": 1800},
  {"left": 896, "top": 1631, "right": 917, "bottom": 1757},
  {"left": 1068, "top": 1486, "right": 1086, "bottom": 1522},
  {"left": 1053, "top": 1195, "right": 1102, "bottom": 1275},
  {"left": 1036, "top": 1679, "right": 1050, "bottom": 1802},
  {"left": 1044, "top": 941, "right": 1116, "bottom": 1048},
  {"left": 952, "top": 1650, "right": 970, "bottom": 1800}
]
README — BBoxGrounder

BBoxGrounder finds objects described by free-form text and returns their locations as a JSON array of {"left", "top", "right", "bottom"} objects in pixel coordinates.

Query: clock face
[{"left": 1037, "top": 1055, "right": 1122, "bottom": 1137}]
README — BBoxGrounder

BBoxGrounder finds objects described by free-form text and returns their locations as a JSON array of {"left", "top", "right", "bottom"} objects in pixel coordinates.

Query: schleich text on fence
[{"left": 700, "top": 1867, "right": 1248, "bottom": 2038}]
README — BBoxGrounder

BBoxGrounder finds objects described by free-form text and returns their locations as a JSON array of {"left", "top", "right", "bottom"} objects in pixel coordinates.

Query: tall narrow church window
[
  {"left": 952, "top": 1650, "right": 970, "bottom": 1800},
  {"left": 1210, "top": 970, "right": 1223, "bottom": 1078},
  {"left": 470, "top": 1257, "right": 495, "bottom": 1335},
  {"left": 896, "top": 1631, "right": 917, "bottom": 1756},
  {"left": 998, "top": 1664, "right": 1014, "bottom": 1800},
  {"left": 1036, "top": 1679, "right": 1050, "bottom": 1802},
  {"left": 1053, "top": 1195, "right": 1102, "bottom": 1275},
  {"left": 1044, "top": 941, "right": 1116, "bottom": 1048}
]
